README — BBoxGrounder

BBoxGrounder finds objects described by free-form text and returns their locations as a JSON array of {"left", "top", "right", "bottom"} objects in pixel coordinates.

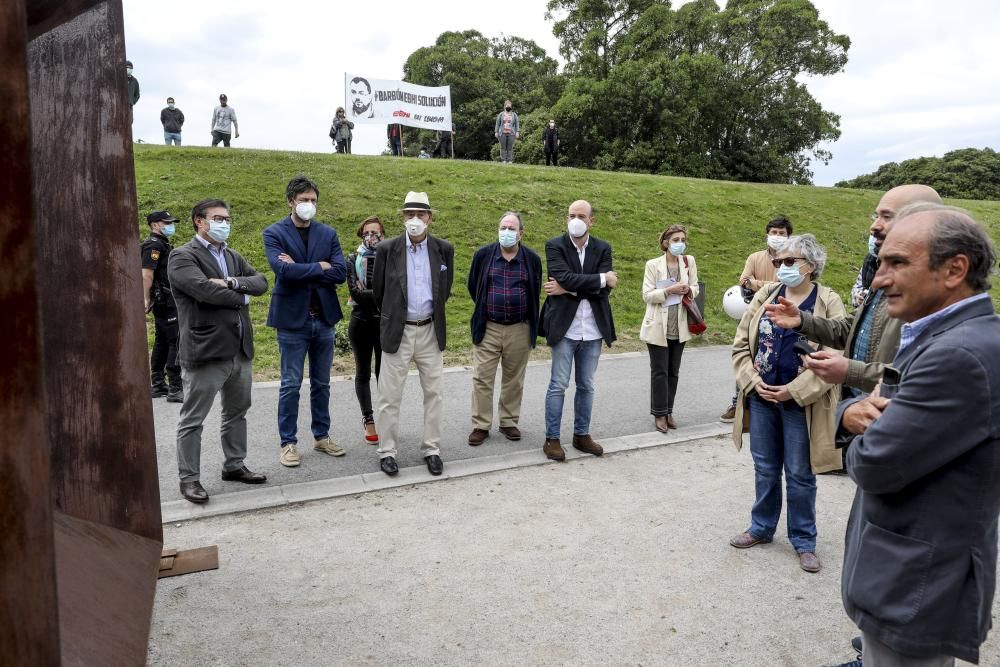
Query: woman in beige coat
[
  {"left": 728, "top": 234, "right": 846, "bottom": 574},
  {"left": 640, "top": 224, "right": 699, "bottom": 432}
]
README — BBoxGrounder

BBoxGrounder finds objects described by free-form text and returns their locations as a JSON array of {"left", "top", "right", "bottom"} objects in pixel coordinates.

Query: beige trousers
[
  {"left": 471, "top": 321, "right": 531, "bottom": 430},
  {"left": 375, "top": 323, "right": 443, "bottom": 459}
]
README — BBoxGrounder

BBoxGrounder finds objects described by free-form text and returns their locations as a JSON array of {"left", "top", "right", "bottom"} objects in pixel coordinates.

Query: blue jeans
[
  {"left": 747, "top": 394, "right": 817, "bottom": 552},
  {"left": 164, "top": 132, "right": 182, "bottom": 145},
  {"left": 545, "top": 338, "right": 602, "bottom": 439},
  {"left": 277, "top": 318, "right": 335, "bottom": 445}
]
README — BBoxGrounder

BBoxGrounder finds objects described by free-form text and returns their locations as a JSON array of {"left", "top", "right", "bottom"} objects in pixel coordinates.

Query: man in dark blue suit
[{"left": 263, "top": 175, "right": 348, "bottom": 468}]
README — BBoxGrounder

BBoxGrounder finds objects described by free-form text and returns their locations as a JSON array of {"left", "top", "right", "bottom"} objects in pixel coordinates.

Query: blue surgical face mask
[
  {"left": 162, "top": 223, "right": 176, "bottom": 237},
  {"left": 669, "top": 242, "right": 686, "bottom": 256},
  {"left": 498, "top": 229, "right": 519, "bottom": 248},
  {"left": 208, "top": 220, "right": 231, "bottom": 243},
  {"left": 868, "top": 234, "right": 877, "bottom": 255},
  {"left": 777, "top": 263, "right": 805, "bottom": 287}
]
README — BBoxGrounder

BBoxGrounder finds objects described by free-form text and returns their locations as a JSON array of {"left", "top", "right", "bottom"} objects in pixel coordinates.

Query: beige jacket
[
  {"left": 640, "top": 254, "right": 700, "bottom": 345},
  {"left": 740, "top": 249, "right": 777, "bottom": 292},
  {"left": 730, "top": 282, "right": 847, "bottom": 473}
]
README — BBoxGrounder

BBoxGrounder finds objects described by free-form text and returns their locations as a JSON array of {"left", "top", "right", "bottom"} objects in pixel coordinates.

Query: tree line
[
  {"left": 837, "top": 148, "right": 1000, "bottom": 202},
  {"left": 402, "top": 0, "right": 850, "bottom": 185}
]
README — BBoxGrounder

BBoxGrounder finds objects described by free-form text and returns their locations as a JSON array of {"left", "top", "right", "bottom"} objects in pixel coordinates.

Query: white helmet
[{"left": 723, "top": 285, "right": 748, "bottom": 320}]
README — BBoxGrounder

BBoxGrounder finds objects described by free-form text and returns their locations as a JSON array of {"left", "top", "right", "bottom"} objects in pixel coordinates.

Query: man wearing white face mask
[
  {"left": 466, "top": 212, "right": 543, "bottom": 446},
  {"left": 372, "top": 191, "right": 455, "bottom": 477},
  {"left": 539, "top": 200, "right": 618, "bottom": 462},
  {"left": 168, "top": 198, "right": 270, "bottom": 504},
  {"left": 721, "top": 216, "right": 793, "bottom": 422},
  {"left": 263, "top": 175, "right": 348, "bottom": 468},
  {"left": 142, "top": 210, "right": 182, "bottom": 401}
]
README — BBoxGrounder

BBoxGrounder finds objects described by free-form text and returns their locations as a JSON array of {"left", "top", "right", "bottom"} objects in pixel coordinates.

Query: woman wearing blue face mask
[
  {"left": 728, "top": 233, "right": 847, "bottom": 574},
  {"left": 346, "top": 216, "right": 385, "bottom": 445},
  {"left": 640, "top": 224, "right": 699, "bottom": 432}
]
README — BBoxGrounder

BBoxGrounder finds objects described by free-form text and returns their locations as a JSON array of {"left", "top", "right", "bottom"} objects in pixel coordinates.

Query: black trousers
[
  {"left": 348, "top": 312, "right": 381, "bottom": 417},
  {"left": 545, "top": 148, "right": 559, "bottom": 165},
  {"left": 647, "top": 341, "right": 685, "bottom": 416},
  {"left": 211, "top": 130, "right": 231, "bottom": 147},
  {"left": 151, "top": 304, "right": 180, "bottom": 384}
]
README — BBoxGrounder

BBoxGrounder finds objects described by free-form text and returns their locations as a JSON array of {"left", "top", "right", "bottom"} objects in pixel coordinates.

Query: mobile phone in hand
[{"left": 793, "top": 338, "right": 818, "bottom": 358}]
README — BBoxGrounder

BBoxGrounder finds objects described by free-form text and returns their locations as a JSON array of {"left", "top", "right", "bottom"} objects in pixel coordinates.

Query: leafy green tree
[
  {"left": 836, "top": 148, "right": 1000, "bottom": 201},
  {"left": 403, "top": 31, "right": 560, "bottom": 161},
  {"left": 550, "top": 0, "right": 849, "bottom": 183}
]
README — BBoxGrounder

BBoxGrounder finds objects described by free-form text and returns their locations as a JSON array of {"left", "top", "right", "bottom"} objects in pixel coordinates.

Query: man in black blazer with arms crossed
[
  {"left": 168, "top": 198, "right": 269, "bottom": 504},
  {"left": 540, "top": 199, "right": 617, "bottom": 462},
  {"left": 373, "top": 191, "right": 454, "bottom": 477}
]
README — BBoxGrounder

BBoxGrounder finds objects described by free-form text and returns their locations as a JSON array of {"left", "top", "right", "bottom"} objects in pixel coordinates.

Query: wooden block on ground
[{"left": 157, "top": 546, "right": 219, "bottom": 579}]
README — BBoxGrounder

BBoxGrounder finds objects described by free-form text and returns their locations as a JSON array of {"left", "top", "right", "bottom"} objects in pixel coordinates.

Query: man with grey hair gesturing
[
  {"left": 466, "top": 212, "right": 543, "bottom": 446},
  {"left": 829, "top": 203, "right": 1000, "bottom": 666}
]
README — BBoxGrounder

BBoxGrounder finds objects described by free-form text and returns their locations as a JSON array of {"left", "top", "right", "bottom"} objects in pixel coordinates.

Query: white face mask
[
  {"left": 669, "top": 242, "right": 686, "bottom": 256},
  {"left": 208, "top": 220, "right": 230, "bottom": 243},
  {"left": 167, "top": 103, "right": 175, "bottom": 109},
  {"left": 295, "top": 202, "right": 316, "bottom": 221},
  {"left": 568, "top": 217, "right": 588, "bottom": 238},
  {"left": 498, "top": 229, "right": 519, "bottom": 248},
  {"left": 127, "top": 67, "right": 133, "bottom": 76},
  {"left": 767, "top": 235, "right": 787, "bottom": 251},
  {"left": 405, "top": 217, "right": 428, "bottom": 238}
]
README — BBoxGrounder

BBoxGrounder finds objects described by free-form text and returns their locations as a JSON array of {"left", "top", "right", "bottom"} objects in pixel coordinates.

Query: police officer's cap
[{"left": 147, "top": 210, "right": 178, "bottom": 224}]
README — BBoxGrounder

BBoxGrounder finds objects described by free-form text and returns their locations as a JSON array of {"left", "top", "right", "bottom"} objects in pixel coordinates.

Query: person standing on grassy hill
[
  {"left": 494, "top": 99, "right": 520, "bottom": 164},
  {"left": 126, "top": 60, "right": 139, "bottom": 121},
  {"left": 466, "top": 212, "right": 543, "bottom": 447},
  {"left": 160, "top": 97, "right": 184, "bottom": 146},
  {"left": 540, "top": 200, "right": 617, "bottom": 462},
  {"left": 210, "top": 93, "right": 239, "bottom": 147},
  {"left": 372, "top": 191, "right": 454, "bottom": 478},
  {"left": 387, "top": 124, "right": 402, "bottom": 156},
  {"left": 263, "top": 175, "right": 348, "bottom": 469},
  {"left": 720, "top": 216, "right": 792, "bottom": 423},
  {"left": 542, "top": 119, "right": 560, "bottom": 166},
  {"left": 142, "top": 210, "right": 182, "bottom": 403},
  {"left": 168, "top": 198, "right": 270, "bottom": 504},
  {"left": 331, "top": 107, "right": 354, "bottom": 154}
]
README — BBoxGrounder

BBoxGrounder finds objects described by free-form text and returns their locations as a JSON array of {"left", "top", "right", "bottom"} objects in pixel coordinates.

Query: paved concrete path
[
  {"left": 154, "top": 346, "right": 735, "bottom": 506},
  {"left": 150, "top": 436, "right": 996, "bottom": 666}
]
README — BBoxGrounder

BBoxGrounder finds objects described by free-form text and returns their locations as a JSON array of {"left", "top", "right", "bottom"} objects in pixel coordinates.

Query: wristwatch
[{"left": 225, "top": 277, "right": 237, "bottom": 290}]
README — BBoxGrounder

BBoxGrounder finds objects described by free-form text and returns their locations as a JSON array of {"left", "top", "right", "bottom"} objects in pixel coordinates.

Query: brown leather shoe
[
  {"left": 572, "top": 434, "right": 604, "bottom": 456},
  {"left": 799, "top": 551, "right": 821, "bottom": 573},
  {"left": 498, "top": 425, "right": 521, "bottom": 441},
  {"left": 543, "top": 438, "right": 565, "bottom": 461},
  {"left": 666, "top": 415, "right": 677, "bottom": 429},
  {"left": 468, "top": 428, "right": 489, "bottom": 446},
  {"left": 729, "top": 531, "right": 770, "bottom": 549}
]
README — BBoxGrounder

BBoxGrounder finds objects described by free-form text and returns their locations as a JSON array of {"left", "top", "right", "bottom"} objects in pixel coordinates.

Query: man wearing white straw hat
[{"left": 372, "top": 192, "right": 455, "bottom": 477}]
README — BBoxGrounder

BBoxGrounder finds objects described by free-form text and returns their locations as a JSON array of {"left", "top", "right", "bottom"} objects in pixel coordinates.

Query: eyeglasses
[
  {"left": 206, "top": 216, "right": 231, "bottom": 223},
  {"left": 771, "top": 257, "right": 805, "bottom": 268}
]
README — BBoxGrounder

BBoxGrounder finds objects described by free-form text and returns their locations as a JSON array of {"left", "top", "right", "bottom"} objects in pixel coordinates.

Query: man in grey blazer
[
  {"left": 833, "top": 203, "right": 1000, "bottom": 666},
  {"left": 372, "top": 191, "right": 454, "bottom": 477},
  {"left": 168, "top": 198, "right": 269, "bottom": 504}
]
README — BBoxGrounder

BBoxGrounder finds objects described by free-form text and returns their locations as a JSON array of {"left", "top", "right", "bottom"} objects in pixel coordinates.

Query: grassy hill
[{"left": 135, "top": 145, "right": 1000, "bottom": 379}]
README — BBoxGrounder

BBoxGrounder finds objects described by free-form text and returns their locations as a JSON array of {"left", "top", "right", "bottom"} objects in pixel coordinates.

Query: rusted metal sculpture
[{"left": 2, "top": 1, "right": 163, "bottom": 663}]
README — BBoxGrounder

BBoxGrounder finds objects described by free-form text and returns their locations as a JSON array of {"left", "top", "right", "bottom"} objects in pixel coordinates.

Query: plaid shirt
[{"left": 485, "top": 246, "right": 529, "bottom": 324}]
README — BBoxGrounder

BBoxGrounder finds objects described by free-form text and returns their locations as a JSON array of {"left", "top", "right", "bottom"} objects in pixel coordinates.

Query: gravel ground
[{"left": 149, "top": 436, "right": 997, "bottom": 666}]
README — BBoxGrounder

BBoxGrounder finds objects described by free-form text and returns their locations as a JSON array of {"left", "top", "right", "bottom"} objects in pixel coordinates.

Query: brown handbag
[{"left": 681, "top": 256, "right": 706, "bottom": 335}]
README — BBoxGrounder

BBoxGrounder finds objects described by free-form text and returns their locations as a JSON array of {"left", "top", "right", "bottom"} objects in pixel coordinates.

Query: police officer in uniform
[{"left": 142, "top": 210, "right": 183, "bottom": 402}]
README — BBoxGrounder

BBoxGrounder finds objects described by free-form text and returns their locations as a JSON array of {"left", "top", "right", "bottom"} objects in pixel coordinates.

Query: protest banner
[{"left": 345, "top": 74, "right": 452, "bottom": 131}]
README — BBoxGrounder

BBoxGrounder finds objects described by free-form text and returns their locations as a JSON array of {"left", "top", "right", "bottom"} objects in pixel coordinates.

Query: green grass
[{"left": 135, "top": 145, "right": 1000, "bottom": 379}]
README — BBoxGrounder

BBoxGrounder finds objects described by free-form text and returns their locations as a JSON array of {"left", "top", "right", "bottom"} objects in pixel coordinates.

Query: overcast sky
[{"left": 123, "top": 0, "right": 1000, "bottom": 186}]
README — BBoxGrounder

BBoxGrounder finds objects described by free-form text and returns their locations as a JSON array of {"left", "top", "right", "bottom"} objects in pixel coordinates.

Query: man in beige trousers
[{"left": 466, "top": 212, "right": 543, "bottom": 446}]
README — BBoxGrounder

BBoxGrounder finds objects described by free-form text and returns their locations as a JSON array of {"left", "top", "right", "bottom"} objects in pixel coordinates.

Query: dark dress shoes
[
  {"left": 220, "top": 466, "right": 267, "bottom": 484},
  {"left": 498, "top": 425, "right": 522, "bottom": 441},
  {"left": 425, "top": 454, "right": 443, "bottom": 476},
  {"left": 380, "top": 456, "right": 399, "bottom": 476},
  {"left": 180, "top": 481, "right": 209, "bottom": 504}
]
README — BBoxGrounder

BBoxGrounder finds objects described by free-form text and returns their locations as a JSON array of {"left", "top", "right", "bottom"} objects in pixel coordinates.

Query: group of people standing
[{"left": 141, "top": 175, "right": 1000, "bottom": 666}]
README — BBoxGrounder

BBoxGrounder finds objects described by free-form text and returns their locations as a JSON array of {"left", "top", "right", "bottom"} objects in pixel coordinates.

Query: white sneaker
[
  {"left": 279, "top": 443, "right": 301, "bottom": 467},
  {"left": 314, "top": 437, "right": 345, "bottom": 457}
]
